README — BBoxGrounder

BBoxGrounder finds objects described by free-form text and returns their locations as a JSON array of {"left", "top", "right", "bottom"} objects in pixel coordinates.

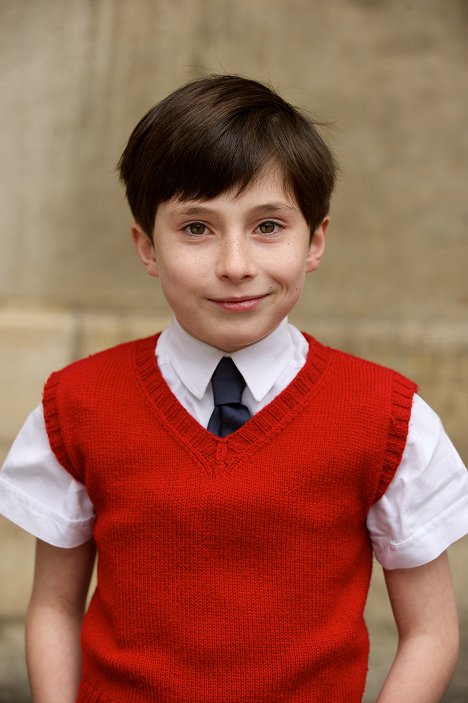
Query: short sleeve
[
  {"left": 0, "top": 404, "right": 95, "bottom": 547},
  {"left": 367, "top": 394, "right": 468, "bottom": 569}
]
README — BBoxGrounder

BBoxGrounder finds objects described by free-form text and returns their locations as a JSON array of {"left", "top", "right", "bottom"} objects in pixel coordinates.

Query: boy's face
[{"left": 132, "top": 166, "right": 328, "bottom": 352}]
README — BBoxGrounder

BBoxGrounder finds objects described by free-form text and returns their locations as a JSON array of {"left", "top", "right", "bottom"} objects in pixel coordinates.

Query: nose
[{"left": 215, "top": 234, "right": 257, "bottom": 281}]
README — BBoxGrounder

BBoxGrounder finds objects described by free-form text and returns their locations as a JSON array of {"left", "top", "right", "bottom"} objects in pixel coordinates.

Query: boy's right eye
[{"left": 184, "top": 222, "right": 208, "bottom": 236}]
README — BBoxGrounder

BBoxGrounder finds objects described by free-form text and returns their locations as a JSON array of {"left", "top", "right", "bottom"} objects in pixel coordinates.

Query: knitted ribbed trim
[
  {"left": 77, "top": 682, "right": 114, "bottom": 703},
  {"left": 373, "top": 370, "right": 417, "bottom": 503},
  {"left": 133, "top": 332, "right": 332, "bottom": 476},
  {"left": 43, "top": 370, "right": 79, "bottom": 480}
]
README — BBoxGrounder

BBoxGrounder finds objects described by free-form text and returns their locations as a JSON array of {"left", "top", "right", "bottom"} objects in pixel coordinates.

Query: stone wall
[{"left": 1, "top": 1, "right": 467, "bottom": 699}]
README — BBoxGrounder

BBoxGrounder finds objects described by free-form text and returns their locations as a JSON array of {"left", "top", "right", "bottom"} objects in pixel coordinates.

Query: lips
[{"left": 208, "top": 294, "right": 268, "bottom": 311}]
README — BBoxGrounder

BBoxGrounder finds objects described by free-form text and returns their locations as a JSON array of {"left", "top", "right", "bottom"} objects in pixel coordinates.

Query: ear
[
  {"left": 305, "top": 216, "right": 329, "bottom": 273},
  {"left": 131, "top": 224, "right": 159, "bottom": 277}
]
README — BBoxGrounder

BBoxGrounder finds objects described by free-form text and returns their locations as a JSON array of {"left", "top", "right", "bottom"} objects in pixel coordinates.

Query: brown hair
[{"left": 118, "top": 75, "right": 337, "bottom": 240}]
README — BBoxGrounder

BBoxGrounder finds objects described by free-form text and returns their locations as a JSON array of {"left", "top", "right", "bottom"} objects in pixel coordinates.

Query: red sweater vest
[{"left": 43, "top": 333, "right": 416, "bottom": 703}]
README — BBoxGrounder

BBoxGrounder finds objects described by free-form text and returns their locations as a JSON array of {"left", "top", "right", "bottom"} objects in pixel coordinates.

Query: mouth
[{"left": 208, "top": 294, "right": 268, "bottom": 311}]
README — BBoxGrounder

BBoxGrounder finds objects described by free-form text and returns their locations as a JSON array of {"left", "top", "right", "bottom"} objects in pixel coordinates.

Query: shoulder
[
  {"left": 46, "top": 334, "right": 158, "bottom": 386},
  {"left": 41, "top": 334, "right": 159, "bottom": 479},
  {"left": 43, "top": 334, "right": 159, "bottom": 417},
  {"left": 305, "top": 335, "right": 418, "bottom": 500},
  {"left": 304, "top": 333, "right": 417, "bottom": 395}
]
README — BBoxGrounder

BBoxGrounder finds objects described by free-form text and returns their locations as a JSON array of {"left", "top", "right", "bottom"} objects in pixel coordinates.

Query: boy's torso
[{"left": 43, "top": 333, "right": 416, "bottom": 703}]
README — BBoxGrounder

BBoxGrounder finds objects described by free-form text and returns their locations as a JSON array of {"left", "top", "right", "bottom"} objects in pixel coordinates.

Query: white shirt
[{"left": 1, "top": 318, "right": 467, "bottom": 569}]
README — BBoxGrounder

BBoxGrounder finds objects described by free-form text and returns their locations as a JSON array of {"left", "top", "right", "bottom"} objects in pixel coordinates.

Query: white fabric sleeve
[
  {"left": 0, "top": 404, "right": 95, "bottom": 547},
  {"left": 368, "top": 394, "right": 468, "bottom": 569}
]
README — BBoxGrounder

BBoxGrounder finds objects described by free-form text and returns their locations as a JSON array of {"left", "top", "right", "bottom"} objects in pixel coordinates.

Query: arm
[
  {"left": 26, "top": 539, "right": 96, "bottom": 703},
  {"left": 376, "top": 551, "right": 459, "bottom": 703}
]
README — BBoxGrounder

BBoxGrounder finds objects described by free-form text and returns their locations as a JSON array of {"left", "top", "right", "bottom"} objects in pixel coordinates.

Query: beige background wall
[{"left": 0, "top": 1, "right": 467, "bottom": 700}]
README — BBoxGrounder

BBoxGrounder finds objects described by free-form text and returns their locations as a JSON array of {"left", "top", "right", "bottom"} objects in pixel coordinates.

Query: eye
[
  {"left": 257, "top": 221, "right": 282, "bottom": 235},
  {"left": 184, "top": 222, "right": 208, "bottom": 236}
]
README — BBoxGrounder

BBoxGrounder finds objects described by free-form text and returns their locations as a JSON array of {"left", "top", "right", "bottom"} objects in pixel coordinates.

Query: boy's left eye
[
  {"left": 184, "top": 222, "right": 208, "bottom": 236},
  {"left": 257, "top": 221, "right": 282, "bottom": 235}
]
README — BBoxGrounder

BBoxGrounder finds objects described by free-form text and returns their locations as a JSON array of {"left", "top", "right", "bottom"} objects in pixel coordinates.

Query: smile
[{"left": 208, "top": 294, "right": 268, "bottom": 312}]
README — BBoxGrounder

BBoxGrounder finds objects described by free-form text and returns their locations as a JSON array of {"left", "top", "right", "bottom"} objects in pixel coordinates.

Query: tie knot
[{"left": 211, "top": 357, "right": 246, "bottom": 406}]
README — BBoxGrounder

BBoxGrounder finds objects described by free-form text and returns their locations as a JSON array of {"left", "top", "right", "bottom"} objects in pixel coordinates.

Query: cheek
[
  {"left": 158, "top": 263, "right": 209, "bottom": 315},
  {"left": 156, "top": 253, "right": 199, "bottom": 289},
  {"left": 285, "top": 264, "right": 308, "bottom": 302},
  {"left": 275, "top": 249, "right": 309, "bottom": 286}
]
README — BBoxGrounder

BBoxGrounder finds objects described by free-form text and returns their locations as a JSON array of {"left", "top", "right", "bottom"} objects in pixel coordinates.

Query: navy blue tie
[{"left": 207, "top": 357, "right": 251, "bottom": 437}]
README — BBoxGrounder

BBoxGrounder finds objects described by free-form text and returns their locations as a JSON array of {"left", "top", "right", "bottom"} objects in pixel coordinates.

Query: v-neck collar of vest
[{"left": 133, "top": 332, "right": 332, "bottom": 475}]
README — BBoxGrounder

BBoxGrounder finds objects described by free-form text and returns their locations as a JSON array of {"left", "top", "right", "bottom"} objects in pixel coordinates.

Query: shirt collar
[
  {"left": 163, "top": 317, "right": 295, "bottom": 402},
  {"left": 164, "top": 318, "right": 223, "bottom": 399},
  {"left": 230, "top": 319, "right": 295, "bottom": 401}
]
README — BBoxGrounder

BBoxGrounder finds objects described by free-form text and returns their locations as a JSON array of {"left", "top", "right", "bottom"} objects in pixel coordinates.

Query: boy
[{"left": 1, "top": 75, "right": 468, "bottom": 703}]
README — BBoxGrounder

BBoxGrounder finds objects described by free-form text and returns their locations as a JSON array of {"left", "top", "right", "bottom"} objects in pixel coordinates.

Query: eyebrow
[
  {"left": 168, "top": 202, "right": 296, "bottom": 217},
  {"left": 249, "top": 203, "right": 296, "bottom": 215}
]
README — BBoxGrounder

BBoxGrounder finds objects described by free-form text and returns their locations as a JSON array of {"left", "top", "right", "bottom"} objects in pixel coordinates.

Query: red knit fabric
[{"left": 43, "top": 334, "right": 416, "bottom": 703}]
